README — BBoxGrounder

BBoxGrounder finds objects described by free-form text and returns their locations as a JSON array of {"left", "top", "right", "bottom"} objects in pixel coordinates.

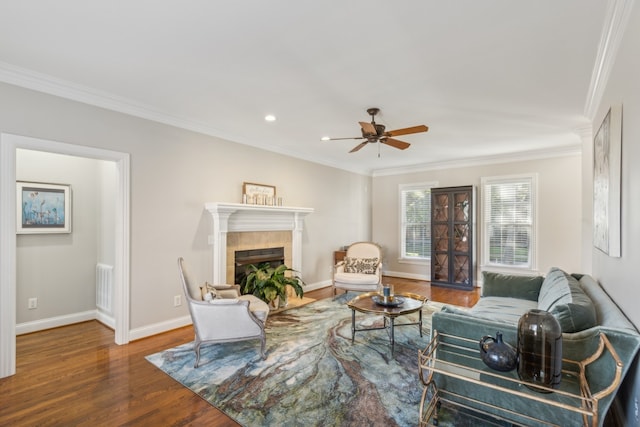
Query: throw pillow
[
  {"left": 344, "top": 257, "right": 379, "bottom": 274},
  {"left": 482, "top": 271, "right": 543, "bottom": 301},
  {"left": 538, "top": 267, "right": 597, "bottom": 333},
  {"left": 200, "top": 283, "right": 218, "bottom": 301}
]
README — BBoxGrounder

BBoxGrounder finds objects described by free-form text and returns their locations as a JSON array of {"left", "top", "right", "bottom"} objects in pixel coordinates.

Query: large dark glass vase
[{"left": 517, "top": 309, "right": 563, "bottom": 392}]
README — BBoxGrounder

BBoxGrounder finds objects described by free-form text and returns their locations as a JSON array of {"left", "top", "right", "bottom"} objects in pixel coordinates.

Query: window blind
[
  {"left": 400, "top": 184, "right": 433, "bottom": 259},
  {"left": 482, "top": 176, "right": 534, "bottom": 268}
]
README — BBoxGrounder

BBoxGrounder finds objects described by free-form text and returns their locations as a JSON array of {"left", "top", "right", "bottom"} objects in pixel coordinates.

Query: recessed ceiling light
[
  {"left": 321, "top": 136, "right": 330, "bottom": 141},
  {"left": 265, "top": 114, "right": 276, "bottom": 122}
]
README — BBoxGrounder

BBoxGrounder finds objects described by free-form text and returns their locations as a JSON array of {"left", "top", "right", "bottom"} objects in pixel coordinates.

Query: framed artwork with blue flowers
[{"left": 16, "top": 181, "right": 71, "bottom": 234}]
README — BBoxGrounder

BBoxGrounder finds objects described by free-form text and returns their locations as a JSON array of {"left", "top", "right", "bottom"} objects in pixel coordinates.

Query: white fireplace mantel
[{"left": 204, "top": 202, "right": 314, "bottom": 284}]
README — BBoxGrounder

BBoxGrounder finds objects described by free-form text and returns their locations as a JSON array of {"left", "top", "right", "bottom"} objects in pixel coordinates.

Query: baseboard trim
[
  {"left": 15, "top": 280, "right": 337, "bottom": 341},
  {"left": 96, "top": 311, "right": 115, "bottom": 329},
  {"left": 305, "top": 280, "right": 331, "bottom": 292},
  {"left": 383, "top": 270, "right": 430, "bottom": 281},
  {"left": 128, "top": 315, "right": 192, "bottom": 341},
  {"left": 16, "top": 310, "right": 97, "bottom": 335}
]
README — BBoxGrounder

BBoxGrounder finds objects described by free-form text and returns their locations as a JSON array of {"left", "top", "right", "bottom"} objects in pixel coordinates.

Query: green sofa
[{"left": 427, "top": 268, "right": 640, "bottom": 426}]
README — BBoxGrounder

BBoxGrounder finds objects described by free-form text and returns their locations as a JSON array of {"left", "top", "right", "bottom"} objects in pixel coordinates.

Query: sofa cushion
[
  {"left": 343, "top": 257, "right": 379, "bottom": 274},
  {"left": 482, "top": 271, "right": 543, "bottom": 301},
  {"left": 334, "top": 271, "right": 380, "bottom": 285},
  {"left": 538, "top": 267, "right": 597, "bottom": 333},
  {"left": 465, "top": 297, "right": 538, "bottom": 325}
]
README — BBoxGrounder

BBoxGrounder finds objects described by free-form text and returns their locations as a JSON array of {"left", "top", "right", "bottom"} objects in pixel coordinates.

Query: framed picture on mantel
[{"left": 243, "top": 182, "right": 276, "bottom": 205}]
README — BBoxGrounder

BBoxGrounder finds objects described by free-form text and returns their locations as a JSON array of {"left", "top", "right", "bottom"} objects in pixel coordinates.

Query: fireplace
[
  {"left": 234, "top": 246, "right": 285, "bottom": 285},
  {"left": 204, "top": 202, "right": 314, "bottom": 285}
]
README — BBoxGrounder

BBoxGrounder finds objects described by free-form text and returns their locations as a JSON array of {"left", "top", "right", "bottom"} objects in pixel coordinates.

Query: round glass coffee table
[{"left": 347, "top": 291, "right": 427, "bottom": 354}]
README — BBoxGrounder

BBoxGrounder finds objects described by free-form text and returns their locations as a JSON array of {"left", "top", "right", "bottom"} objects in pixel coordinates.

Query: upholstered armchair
[
  {"left": 332, "top": 242, "right": 382, "bottom": 296},
  {"left": 178, "top": 257, "right": 269, "bottom": 367}
]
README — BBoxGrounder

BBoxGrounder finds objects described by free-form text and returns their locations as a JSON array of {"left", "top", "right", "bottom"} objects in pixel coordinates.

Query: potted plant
[{"left": 241, "top": 262, "right": 305, "bottom": 309}]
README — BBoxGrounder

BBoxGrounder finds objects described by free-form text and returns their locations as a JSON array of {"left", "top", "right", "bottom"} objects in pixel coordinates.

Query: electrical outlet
[
  {"left": 174, "top": 295, "right": 181, "bottom": 307},
  {"left": 28, "top": 297, "right": 37, "bottom": 309}
]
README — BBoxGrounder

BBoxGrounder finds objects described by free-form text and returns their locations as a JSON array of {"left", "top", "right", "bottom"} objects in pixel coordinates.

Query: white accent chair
[
  {"left": 332, "top": 242, "right": 382, "bottom": 296},
  {"left": 178, "top": 257, "right": 269, "bottom": 367}
]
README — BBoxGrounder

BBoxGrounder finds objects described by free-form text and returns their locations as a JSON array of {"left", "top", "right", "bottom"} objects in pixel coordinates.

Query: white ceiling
[{"left": 0, "top": 1, "right": 612, "bottom": 175}]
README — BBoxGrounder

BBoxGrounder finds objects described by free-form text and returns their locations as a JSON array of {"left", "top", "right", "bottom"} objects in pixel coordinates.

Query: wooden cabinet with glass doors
[{"left": 430, "top": 185, "right": 474, "bottom": 290}]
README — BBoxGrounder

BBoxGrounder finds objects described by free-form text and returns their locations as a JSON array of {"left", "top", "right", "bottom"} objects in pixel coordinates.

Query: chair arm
[{"left": 189, "top": 299, "right": 264, "bottom": 338}]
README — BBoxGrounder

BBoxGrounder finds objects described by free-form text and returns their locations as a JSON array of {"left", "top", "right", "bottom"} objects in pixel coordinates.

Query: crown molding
[
  {"left": 371, "top": 144, "right": 582, "bottom": 177},
  {"left": 0, "top": 61, "right": 244, "bottom": 141},
  {"left": 584, "top": 0, "right": 635, "bottom": 120},
  {"left": 0, "top": 61, "right": 373, "bottom": 176},
  {"left": 0, "top": 60, "right": 589, "bottom": 179}
]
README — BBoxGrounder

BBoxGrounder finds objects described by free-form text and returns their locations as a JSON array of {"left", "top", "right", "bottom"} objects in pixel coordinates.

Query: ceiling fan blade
[
  {"left": 385, "top": 125, "right": 428, "bottom": 137},
  {"left": 382, "top": 138, "right": 411, "bottom": 150},
  {"left": 349, "top": 142, "right": 368, "bottom": 153},
  {"left": 325, "top": 136, "right": 365, "bottom": 141},
  {"left": 359, "top": 121, "right": 377, "bottom": 135}
]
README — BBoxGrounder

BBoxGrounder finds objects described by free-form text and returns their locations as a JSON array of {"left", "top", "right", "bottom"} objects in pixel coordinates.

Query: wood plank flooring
[{"left": 0, "top": 278, "right": 479, "bottom": 426}]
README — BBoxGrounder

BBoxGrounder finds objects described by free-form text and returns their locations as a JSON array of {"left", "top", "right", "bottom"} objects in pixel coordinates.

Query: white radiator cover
[{"left": 96, "top": 263, "right": 113, "bottom": 314}]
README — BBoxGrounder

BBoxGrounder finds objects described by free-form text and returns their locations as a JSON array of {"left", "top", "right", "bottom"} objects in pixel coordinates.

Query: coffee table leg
[
  {"left": 419, "top": 309, "right": 423, "bottom": 337},
  {"left": 351, "top": 309, "right": 356, "bottom": 343},
  {"left": 390, "top": 317, "right": 395, "bottom": 354}
]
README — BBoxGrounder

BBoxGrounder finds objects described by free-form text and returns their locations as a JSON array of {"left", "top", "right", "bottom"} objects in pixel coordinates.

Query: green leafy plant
[{"left": 241, "top": 263, "right": 305, "bottom": 305}]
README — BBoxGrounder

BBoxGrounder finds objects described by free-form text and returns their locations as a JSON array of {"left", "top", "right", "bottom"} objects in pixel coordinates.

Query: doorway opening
[{"left": 0, "top": 133, "right": 130, "bottom": 378}]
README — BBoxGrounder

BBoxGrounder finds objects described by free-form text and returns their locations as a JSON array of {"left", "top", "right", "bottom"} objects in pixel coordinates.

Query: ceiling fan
[{"left": 324, "top": 107, "right": 428, "bottom": 154}]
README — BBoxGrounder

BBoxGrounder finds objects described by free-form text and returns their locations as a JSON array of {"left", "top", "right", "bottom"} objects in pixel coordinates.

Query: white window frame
[
  {"left": 480, "top": 174, "right": 538, "bottom": 273},
  {"left": 398, "top": 182, "right": 437, "bottom": 265}
]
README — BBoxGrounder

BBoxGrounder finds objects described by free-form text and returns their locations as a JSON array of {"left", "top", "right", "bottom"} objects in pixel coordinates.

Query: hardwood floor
[{"left": 0, "top": 277, "right": 479, "bottom": 426}]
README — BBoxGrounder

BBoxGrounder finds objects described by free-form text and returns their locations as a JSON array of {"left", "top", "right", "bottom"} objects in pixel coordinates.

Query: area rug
[{"left": 146, "top": 294, "right": 478, "bottom": 426}]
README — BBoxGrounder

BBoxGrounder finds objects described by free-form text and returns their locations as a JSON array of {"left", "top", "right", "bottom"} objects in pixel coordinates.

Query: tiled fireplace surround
[{"left": 204, "top": 203, "right": 314, "bottom": 286}]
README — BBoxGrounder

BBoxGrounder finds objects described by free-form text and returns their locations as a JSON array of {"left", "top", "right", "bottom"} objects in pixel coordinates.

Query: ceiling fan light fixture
[
  {"left": 264, "top": 114, "right": 276, "bottom": 122},
  {"left": 323, "top": 108, "right": 428, "bottom": 154},
  {"left": 321, "top": 136, "right": 330, "bottom": 141}
]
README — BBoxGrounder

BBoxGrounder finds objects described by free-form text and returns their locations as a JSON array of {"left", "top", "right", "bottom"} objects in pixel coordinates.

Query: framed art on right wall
[{"left": 593, "top": 104, "right": 622, "bottom": 257}]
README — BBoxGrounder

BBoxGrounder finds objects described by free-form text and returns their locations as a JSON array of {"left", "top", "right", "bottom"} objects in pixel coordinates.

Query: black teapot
[{"left": 479, "top": 331, "right": 518, "bottom": 372}]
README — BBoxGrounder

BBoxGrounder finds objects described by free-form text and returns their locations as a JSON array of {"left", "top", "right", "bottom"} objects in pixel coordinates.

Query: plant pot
[{"left": 269, "top": 297, "right": 280, "bottom": 310}]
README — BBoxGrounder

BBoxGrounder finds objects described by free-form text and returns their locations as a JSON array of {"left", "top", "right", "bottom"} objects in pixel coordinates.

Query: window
[
  {"left": 481, "top": 174, "right": 537, "bottom": 270},
  {"left": 399, "top": 183, "right": 436, "bottom": 261}
]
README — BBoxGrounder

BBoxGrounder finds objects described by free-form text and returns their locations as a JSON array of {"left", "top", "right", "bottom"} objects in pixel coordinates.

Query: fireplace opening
[{"left": 234, "top": 247, "right": 285, "bottom": 286}]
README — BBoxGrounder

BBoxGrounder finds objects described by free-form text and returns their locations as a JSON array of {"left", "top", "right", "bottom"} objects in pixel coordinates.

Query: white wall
[
  {"left": 97, "top": 161, "right": 117, "bottom": 266},
  {"left": 16, "top": 149, "right": 109, "bottom": 323},
  {"left": 0, "top": 82, "right": 371, "bottom": 331},
  {"left": 590, "top": 3, "right": 640, "bottom": 331},
  {"left": 589, "top": 4, "right": 640, "bottom": 424},
  {"left": 372, "top": 154, "right": 583, "bottom": 282}
]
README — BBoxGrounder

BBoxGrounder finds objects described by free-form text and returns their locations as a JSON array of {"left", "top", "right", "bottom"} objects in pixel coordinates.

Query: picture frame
[
  {"left": 243, "top": 182, "right": 276, "bottom": 205},
  {"left": 593, "top": 105, "right": 622, "bottom": 257},
  {"left": 16, "top": 181, "right": 71, "bottom": 234}
]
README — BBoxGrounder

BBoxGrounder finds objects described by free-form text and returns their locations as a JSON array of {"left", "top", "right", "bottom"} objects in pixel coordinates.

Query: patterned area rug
[{"left": 146, "top": 294, "right": 489, "bottom": 426}]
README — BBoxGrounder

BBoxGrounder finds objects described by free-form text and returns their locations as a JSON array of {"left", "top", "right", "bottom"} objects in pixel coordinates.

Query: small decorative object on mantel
[
  {"left": 479, "top": 331, "right": 517, "bottom": 372},
  {"left": 242, "top": 182, "right": 281, "bottom": 206},
  {"left": 517, "top": 309, "right": 563, "bottom": 392}
]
